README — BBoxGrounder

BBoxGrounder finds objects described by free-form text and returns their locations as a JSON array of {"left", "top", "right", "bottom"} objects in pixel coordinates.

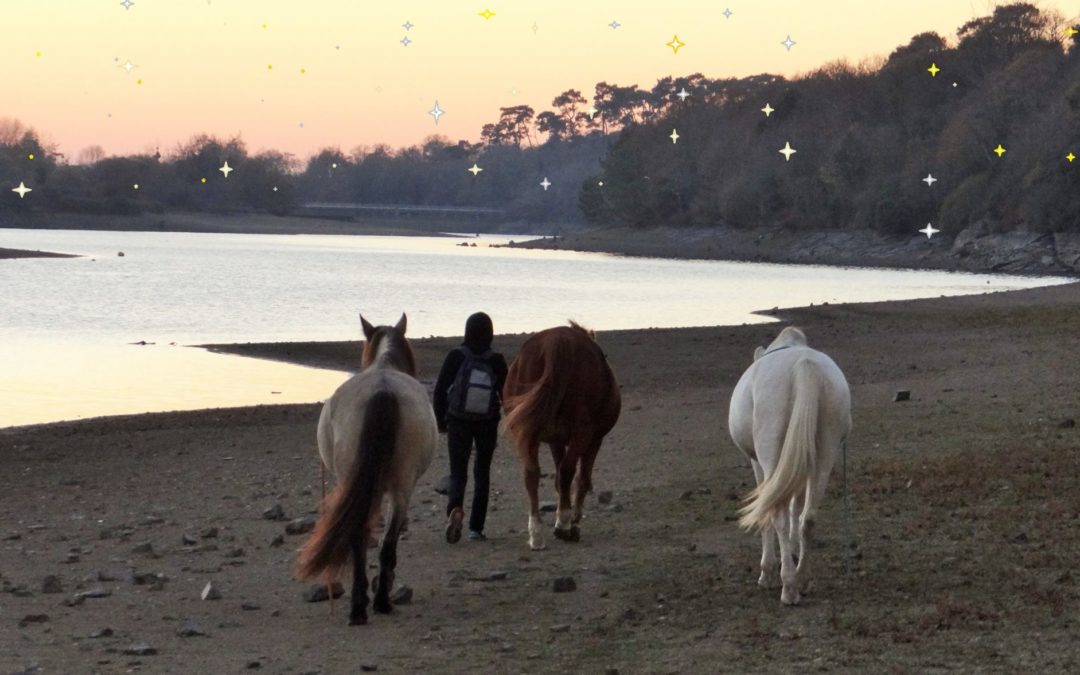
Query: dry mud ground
[{"left": 3, "top": 284, "right": 1080, "bottom": 674}]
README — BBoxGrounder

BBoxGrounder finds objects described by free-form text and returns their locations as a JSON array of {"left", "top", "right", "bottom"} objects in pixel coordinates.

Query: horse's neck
[{"left": 370, "top": 351, "right": 413, "bottom": 377}]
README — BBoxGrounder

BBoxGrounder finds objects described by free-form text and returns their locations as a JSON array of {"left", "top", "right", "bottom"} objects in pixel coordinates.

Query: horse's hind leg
[
  {"left": 572, "top": 440, "right": 599, "bottom": 526},
  {"left": 522, "top": 443, "right": 545, "bottom": 550},
  {"left": 774, "top": 503, "right": 800, "bottom": 605},
  {"left": 751, "top": 459, "right": 780, "bottom": 589},
  {"left": 349, "top": 534, "right": 370, "bottom": 625},
  {"left": 797, "top": 449, "right": 838, "bottom": 595},
  {"left": 373, "top": 501, "right": 406, "bottom": 614},
  {"left": 553, "top": 440, "right": 583, "bottom": 542}
]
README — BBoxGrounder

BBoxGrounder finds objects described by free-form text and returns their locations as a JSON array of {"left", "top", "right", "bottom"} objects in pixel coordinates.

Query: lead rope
[{"left": 321, "top": 459, "right": 334, "bottom": 616}]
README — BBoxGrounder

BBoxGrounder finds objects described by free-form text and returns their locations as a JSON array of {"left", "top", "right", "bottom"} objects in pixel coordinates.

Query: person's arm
[
  {"left": 493, "top": 354, "right": 509, "bottom": 409},
  {"left": 432, "top": 349, "right": 463, "bottom": 432}
]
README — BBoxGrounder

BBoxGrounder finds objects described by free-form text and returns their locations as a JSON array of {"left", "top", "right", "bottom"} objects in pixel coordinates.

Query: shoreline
[
  {"left": 0, "top": 246, "right": 79, "bottom": 259},
  {"left": 508, "top": 223, "right": 1080, "bottom": 277}
]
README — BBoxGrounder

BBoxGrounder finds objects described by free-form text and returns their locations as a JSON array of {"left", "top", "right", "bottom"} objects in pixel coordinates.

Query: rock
[
  {"left": 181, "top": 533, "right": 198, "bottom": 546},
  {"left": 63, "top": 551, "right": 80, "bottom": 564},
  {"left": 123, "top": 643, "right": 157, "bottom": 656},
  {"left": 360, "top": 665, "right": 378, "bottom": 672},
  {"left": 303, "top": 582, "right": 345, "bottom": 603},
  {"left": 597, "top": 491, "right": 614, "bottom": 505},
  {"left": 41, "top": 575, "right": 63, "bottom": 594},
  {"left": 550, "top": 623, "right": 571, "bottom": 633},
  {"left": 679, "top": 490, "right": 694, "bottom": 501},
  {"left": 98, "top": 568, "right": 134, "bottom": 584},
  {"left": 133, "top": 572, "right": 167, "bottom": 590},
  {"left": 201, "top": 526, "right": 220, "bottom": 539},
  {"left": 552, "top": 576, "right": 577, "bottom": 593},
  {"left": 269, "top": 534, "right": 285, "bottom": 548},
  {"left": 390, "top": 586, "right": 413, "bottom": 605},
  {"left": 1059, "top": 418, "right": 1076, "bottom": 429},
  {"left": 470, "top": 571, "right": 508, "bottom": 582},
  {"left": 18, "top": 614, "right": 49, "bottom": 627},
  {"left": 131, "top": 541, "right": 156, "bottom": 556},
  {"left": 893, "top": 390, "right": 911, "bottom": 402},
  {"left": 246, "top": 661, "right": 262, "bottom": 670},
  {"left": 201, "top": 581, "right": 222, "bottom": 600},
  {"left": 241, "top": 600, "right": 260, "bottom": 611},
  {"left": 433, "top": 474, "right": 451, "bottom": 495},
  {"left": 285, "top": 514, "right": 317, "bottom": 535},
  {"left": 176, "top": 620, "right": 207, "bottom": 637},
  {"left": 539, "top": 501, "right": 557, "bottom": 513},
  {"left": 225, "top": 547, "right": 246, "bottom": 558},
  {"left": 75, "top": 587, "right": 111, "bottom": 600},
  {"left": 262, "top": 504, "right": 286, "bottom": 521},
  {"left": 1012, "top": 531, "right": 1029, "bottom": 544},
  {"left": 89, "top": 627, "right": 114, "bottom": 638}
]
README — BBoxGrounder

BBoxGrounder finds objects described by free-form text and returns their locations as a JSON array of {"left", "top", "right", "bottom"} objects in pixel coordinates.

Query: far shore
[{"left": 0, "top": 247, "right": 78, "bottom": 259}]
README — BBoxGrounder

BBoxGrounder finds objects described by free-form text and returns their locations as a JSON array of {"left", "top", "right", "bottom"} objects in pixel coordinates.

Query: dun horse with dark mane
[
  {"left": 502, "top": 322, "right": 621, "bottom": 550},
  {"left": 297, "top": 314, "right": 437, "bottom": 625}
]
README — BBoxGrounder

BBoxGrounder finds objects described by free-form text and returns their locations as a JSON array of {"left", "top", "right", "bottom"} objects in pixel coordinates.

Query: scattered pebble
[
  {"left": 201, "top": 581, "right": 222, "bottom": 601},
  {"left": 241, "top": 600, "right": 260, "bottom": 611},
  {"left": 1059, "top": 418, "right": 1076, "bottom": 429},
  {"left": 303, "top": 582, "right": 344, "bottom": 603},
  {"left": 201, "top": 527, "right": 220, "bottom": 539},
  {"left": 390, "top": 586, "right": 413, "bottom": 605},
  {"left": 262, "top": 504, "right": 286, "bottom": 521},
  {"left": 18, "top": 614, "right": 49, "bottom": 627},
  {"left": 123, "top": 643, "right": 157, "bottom": 656},
  {"left": 539, "top": 502, "right": 557, "bottom": 513},
  {"left": 893, "top": 390, "right": 911, "bottom": 402},
  {"left": 285, "top": 514, "right": 317, "bottom": 535},
  {"left": 552, "top": 576, "right": 577, "bottom": 593},
  {"left": 361, "top": 665, "right": 378, "bottom": 672},
  {"left": 246, "top": 661, "right": 262, "bottom": 670},
  {"left": 471, "top": 571, "right": 508, "bottom": 582},
  {"left": 41, "top": 575, "right": 63, "bottom": 594},
  {"left": 269, "top": 535, "right": 285, "bottom": 548},
  {"left": 176, "top": 620, "right": 207, "bottom": 638},
  {"left": 181, "top": 534, "right": 198, "bottom": 546},
  {"left": 597, "top": 491, "right": 613, "bottom": 505},
  {"left": 89, "top": 628, "right": 114, "bottom": 639}
]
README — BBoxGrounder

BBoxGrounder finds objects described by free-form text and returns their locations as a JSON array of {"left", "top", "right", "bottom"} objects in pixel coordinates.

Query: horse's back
[{"left": 319, "top": 368, "right": 437, "bottom": 483}]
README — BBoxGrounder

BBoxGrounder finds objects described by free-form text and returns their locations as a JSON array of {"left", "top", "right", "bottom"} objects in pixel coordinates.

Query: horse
[
  {"left": 502, "top": 322, "right": 621, "bottom": 550},
  {"left": 296, "top": 313, "right": 437, "bottom": 625},
  {"left": 727, "top": 326, "right": 852, "bottom": 606}
]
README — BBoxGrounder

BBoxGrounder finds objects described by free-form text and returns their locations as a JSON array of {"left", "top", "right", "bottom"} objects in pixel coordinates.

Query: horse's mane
[
  {"left": 770, "top": 326, "right": 808, "bottom": 349},
  {"left": 362, "top": 327, "right": 417, "bottom": 376},
  {"left": 567, "top": 320, "right": 596, "bottom": 340}
]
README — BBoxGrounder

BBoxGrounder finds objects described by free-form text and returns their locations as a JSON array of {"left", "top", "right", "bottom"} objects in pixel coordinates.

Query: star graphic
[
  {"left": 1064, "top": 26, "right": 1078, "bottom": 38},
  {"left": 993, "top": 144, "right": 1006, "bottom": 158},
  {"left": 779, "top": 142, "right": 796, "bottom": 161},
  {"left": 609, "top": 20, "right": 620, "bottom": 30},
  {"left": 670, "top": 129, "right": 680, "bottom": 144},
  {"left": 922, "top": 173, "right": 937, "bottom": 186},
  {"left": 666, "top": 35, "right": 686, "bottom": 54},
  {"left": 532, "top": 22, "right": 539, "bottom": 35},
  {"left": 479, "top": 9, "right": 495, "bottom": 20},
  {"left": 1067, "top": 152, "right": 1076, "bottom": 163},
  {"left": 676, "top": 88, "right": 690, "bottom": 102},
  {"left": 219, "top": 161, "right": 233, "bottom": 178},
  {"left": 920, "top": 223, "right": 940, "bottom": 239},
  {"left": 468, "top": 164, "right": 483, "bottom": 176},
  {"left": 120, "top": 60, "right": 136, "bottom": 74},
  {"left": 781, "top": 35, "right": 796, "bottom": 51},
  {"left": 586, "top": 105, "right": 598, "bottom": 119},
  {"left": 133, "top": 184, "right": 139, "bottom": 190},
  {"left": 401, "top": 36, "right": 411, "bottom": 47},
  {"left": 429, "top": 101, "right": 445, "bottom": 125},
  {"left": 761, "top": 103, "right": 775, "bottom": 117},
  {"left": 120, "top": 0, "right": 134, "bottom": 9},
  {"left": 928, "top": 63, "right": 940, "bottom": 77},
  {"left": 11, "top": 182, "right": 32, "bottom": 198},
  {"left": 723, "top": 8, "right": 733, "bottom": 19},
  {"left": 273, "top": 186, "right": 279, "bottom": 192},
  {"left": 403, "top": 20, "right": 414, "bottom": 31},
  {"left": 540, "top": 177, "right": 551, "bottom": 191}
]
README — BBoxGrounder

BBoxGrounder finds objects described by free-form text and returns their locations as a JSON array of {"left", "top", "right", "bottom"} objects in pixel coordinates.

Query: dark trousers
[{"left": 445, "top": 418, "right": 498, "bottom": 533}]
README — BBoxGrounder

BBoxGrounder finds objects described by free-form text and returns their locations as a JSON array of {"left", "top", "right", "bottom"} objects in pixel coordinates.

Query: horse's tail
[
  {"left": 503, "top": 334, "right": 573, "bottom": 451},
  {"left": 739, "top": 358, "right": 821, "bottom": 531},
  {"left": 296, "top": 390, "right": 398, "bottom": 581}
]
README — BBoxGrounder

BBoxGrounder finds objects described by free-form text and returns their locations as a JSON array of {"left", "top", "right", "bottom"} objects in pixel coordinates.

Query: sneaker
[
  {"left": 467, "top": 530, "right": 487, "bottom": 541},
  {"left": 445, "top": 507, "right": 464, "bottom": 544}
]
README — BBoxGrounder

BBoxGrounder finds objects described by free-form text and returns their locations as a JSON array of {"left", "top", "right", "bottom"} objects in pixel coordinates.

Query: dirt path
[{"left": 3, "top": 284, "right": 1079, "bottom": 673}]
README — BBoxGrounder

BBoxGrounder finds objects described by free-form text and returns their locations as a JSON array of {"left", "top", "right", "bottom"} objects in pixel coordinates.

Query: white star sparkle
[
  {"left": 922, "top": 173, "right": 937, "bottom": 187},
  {"left": 429, "top": 101, "right": 445, "bottom": 125},
  {"left": 540, "top": 177, "right": 551, "bottom": 191},
  {"left": 779, "top": 142, "right": 796, "bottom": 161},
  {"left": 920, "top": 223, "right": 940, "bottom": 239},
  {"left": 781, "top": 35, "right": 796, "bottom": 51},
  {"left": 219, "top": 161, "right": 233, "bottom": 178},
  {"left": 12, "top": 182, "right": 32, "bottom": 198}
]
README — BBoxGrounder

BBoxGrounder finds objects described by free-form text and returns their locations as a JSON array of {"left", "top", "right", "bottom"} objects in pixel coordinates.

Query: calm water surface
[{"left": 1, "top": 228, "right": 1071, "bottom": 427}]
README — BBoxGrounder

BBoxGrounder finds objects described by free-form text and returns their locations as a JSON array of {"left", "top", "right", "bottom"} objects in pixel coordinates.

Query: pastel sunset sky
[{"left": 5, "top": 0, "right": 1078, "bottom": 161}]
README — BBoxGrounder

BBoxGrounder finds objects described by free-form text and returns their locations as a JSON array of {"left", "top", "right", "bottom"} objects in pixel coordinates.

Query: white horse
[
  {"left": 728, "top": 326, "right": 851, "bottom": 606},
  {"left": 297, "top": 314, "right": 437, "bottom": 625}
]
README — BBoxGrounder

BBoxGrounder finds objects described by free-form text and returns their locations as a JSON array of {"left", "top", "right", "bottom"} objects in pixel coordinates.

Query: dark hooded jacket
[{"left": 433, "top": 312, "right": 509, "bottom": 431}]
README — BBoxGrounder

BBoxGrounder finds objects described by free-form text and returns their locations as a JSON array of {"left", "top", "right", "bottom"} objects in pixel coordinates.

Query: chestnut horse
[
  {"left": 502, "top": 322, "right": 621, "bottom": 550},
  {"left": 297, "top": 314, "right": 437, "bottom": 625}
]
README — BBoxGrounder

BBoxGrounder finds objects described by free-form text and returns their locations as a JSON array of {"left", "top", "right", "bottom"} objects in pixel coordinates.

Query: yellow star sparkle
[
  {"left": 200, "top": 178, "right": 207, "bottom": 184},
  {"left": 35, "top": 51, "right": 42, "bottom": 58},
  {"left": 1064, "top": 26, "right": 1078, "bottom": 38},
  {"left": 1067, "top": 152, "right": 1076, "bottom": 163},
  {"left": 993, "top": 144, "right": 1006, "bottom": 158},
  {"left": 478, "top": 9, "right": 495, "bottom": 20},
  {"left": 28, "top": 154, "right": 34, "bottom": 160},
  {"left": 928, "top": 63, "right": 940, "bottom": 77},
  {"left": 666, "top": 34, "right": 686, "bottom": 54}
]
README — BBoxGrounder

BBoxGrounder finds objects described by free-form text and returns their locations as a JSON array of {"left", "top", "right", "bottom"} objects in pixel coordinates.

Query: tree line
[{"left": 2, "top": 3, "right": 1078, "bottom": 236}]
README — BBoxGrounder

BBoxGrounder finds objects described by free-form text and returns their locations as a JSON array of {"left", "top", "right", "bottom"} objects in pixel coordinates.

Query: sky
[{"left": 4, "top": 0, "right": 1078, "bottom": 162}]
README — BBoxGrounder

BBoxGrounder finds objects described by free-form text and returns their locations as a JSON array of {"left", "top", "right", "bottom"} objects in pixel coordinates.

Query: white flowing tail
[{"left": 739, "top": 358, "right": 821, "bottom": 531}]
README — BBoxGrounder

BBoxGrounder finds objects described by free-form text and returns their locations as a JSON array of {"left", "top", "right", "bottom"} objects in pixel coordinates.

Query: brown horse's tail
[
  {"left": 503, "top": 333, "right": 573, "bottom": 451},
  {"left": 296, "top": 390, "right": 398, "bottom": 581}
]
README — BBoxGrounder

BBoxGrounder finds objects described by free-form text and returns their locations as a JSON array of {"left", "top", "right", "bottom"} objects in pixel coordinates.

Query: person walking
[{"left": 433, "top": 312, "right": 508, "bottom": 543}]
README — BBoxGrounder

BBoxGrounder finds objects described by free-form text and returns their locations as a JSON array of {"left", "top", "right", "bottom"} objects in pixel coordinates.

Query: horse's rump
[{"left": 297, "top": 389, "right": 399, "bottom": 581}]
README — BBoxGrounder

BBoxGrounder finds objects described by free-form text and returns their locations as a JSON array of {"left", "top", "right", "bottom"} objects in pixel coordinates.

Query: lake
[{"left": 1, "top": 228, "right": 1072, "bottom": 428}]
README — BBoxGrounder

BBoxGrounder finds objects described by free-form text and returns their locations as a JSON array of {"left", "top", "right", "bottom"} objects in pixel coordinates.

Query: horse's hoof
[
  {"left": 758, "top": 574, "right": 781, "bottom": 589},
  {"left": 529, "top": 539, "right": 547, "bottom": 551},
  {"left": 553, "top": 525, "right": 581, "bottom": 542},
  {"left": 780, "top": 587, "right": 801, "bottom": 606},
  {"left": 349, "top": 612, "right": 368, "bottom": 626},
  {"left": 373, "top": 597, "right": 392, "bottom": 615}
]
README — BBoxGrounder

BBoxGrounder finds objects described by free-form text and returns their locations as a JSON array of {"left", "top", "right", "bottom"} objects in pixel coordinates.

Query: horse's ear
[
  {"left": 753, "top": 346, "right": 764, "bottom": 361},
  {"left": 360, "top": 314, "right": 375, "bottom": 340},
  {"left": 394, "top": 313, "right": 407, "bottom": 335}
]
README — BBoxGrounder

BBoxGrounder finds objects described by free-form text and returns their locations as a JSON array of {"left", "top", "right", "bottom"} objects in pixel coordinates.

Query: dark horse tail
[
  {"left": 503, "top": 328, "right": 575, "bottom": 451},
  {"left": 297, "top": 390, "right": 398, "bottom": 582}
]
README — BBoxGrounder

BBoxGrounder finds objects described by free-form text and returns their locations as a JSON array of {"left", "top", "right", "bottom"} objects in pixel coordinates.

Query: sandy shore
[{"left": 3, "top": 284, "right": 1080, "bottom": 673}]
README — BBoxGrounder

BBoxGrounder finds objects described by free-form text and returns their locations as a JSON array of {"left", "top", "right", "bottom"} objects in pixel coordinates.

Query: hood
[{"left": 463, "top": 312, "right": 494, "bottom": 352}]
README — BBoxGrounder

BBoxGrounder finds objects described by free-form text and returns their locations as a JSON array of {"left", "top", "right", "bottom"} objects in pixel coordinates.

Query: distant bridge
[{"left": 296, "top": 202, "right": 506, "bottom": 220}]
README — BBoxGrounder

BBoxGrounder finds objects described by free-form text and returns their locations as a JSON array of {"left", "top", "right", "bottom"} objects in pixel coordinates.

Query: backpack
[{"left": 446, "top": 347, "right": 499, "bottom": 421}]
